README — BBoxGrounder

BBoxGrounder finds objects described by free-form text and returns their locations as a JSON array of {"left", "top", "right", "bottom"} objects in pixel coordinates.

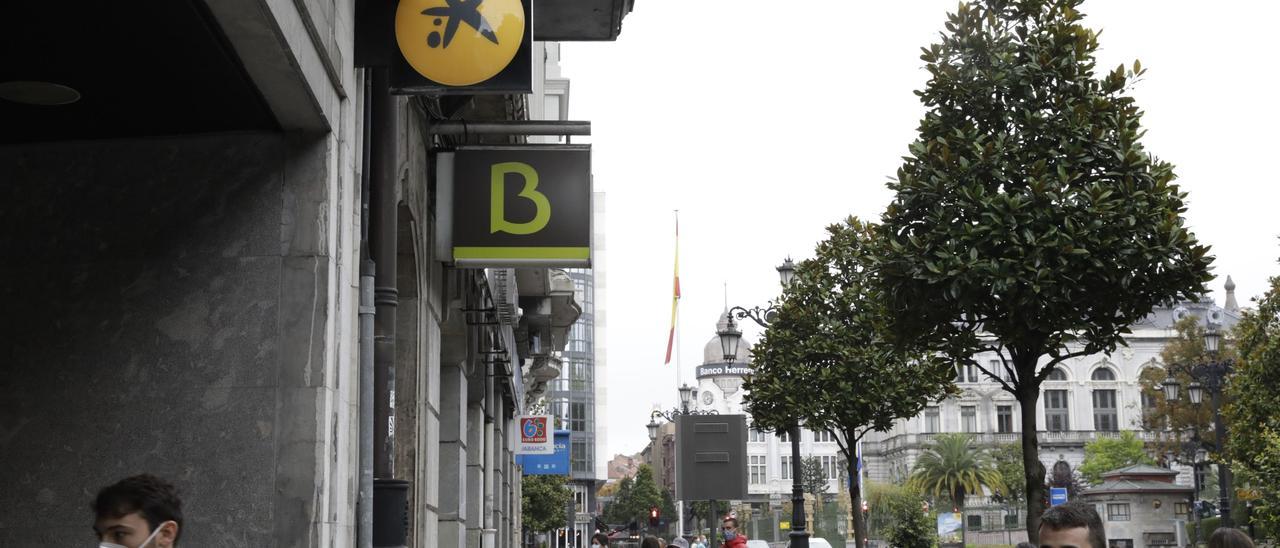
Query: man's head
[
  {"left": 722, "top": 517, "right": 739, "bottom": 539},
  {"left": 1038, "top": 502, "right": 1105, "bottom": 548},
  {"left": 92, "top": 474, "right": 182, "bottom": 547}
]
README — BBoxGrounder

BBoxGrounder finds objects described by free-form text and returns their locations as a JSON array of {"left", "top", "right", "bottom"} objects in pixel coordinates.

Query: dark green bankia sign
[{"left": 452, "top": 145, "right": 591, "bottom": 266}]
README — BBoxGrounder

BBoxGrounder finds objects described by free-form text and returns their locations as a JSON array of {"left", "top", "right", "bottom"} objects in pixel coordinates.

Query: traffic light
[{"left": 649, "top": 506, "right": 660, "bottom": 527}]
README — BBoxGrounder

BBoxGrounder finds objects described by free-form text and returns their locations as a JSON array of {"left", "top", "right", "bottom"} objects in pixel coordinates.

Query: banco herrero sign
[{"left": 696, "top": 364, "right": 754, "bottom": 378}]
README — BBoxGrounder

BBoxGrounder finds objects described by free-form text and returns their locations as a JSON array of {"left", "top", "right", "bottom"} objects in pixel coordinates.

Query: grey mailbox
[{"left": 676, "top": 414, "right": 747, "bottom": 501}]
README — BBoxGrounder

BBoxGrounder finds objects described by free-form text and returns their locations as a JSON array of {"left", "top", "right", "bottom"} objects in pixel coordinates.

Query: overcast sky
[{"left": 559, "top": 1, "right": 1280, "bottom": 462}]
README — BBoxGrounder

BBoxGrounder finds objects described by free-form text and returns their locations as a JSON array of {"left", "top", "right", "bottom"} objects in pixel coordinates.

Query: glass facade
[{"left": 547, "top": 268, "right": 599, "bottom": 501}]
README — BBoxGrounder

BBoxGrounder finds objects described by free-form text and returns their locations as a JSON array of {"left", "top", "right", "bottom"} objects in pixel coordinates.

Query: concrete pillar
[
  {"left": 467, "top": 402, "right": 487, "bottom": 547},
  {"left": 438, "top": 361, "right": 468, "bottom": 548}
]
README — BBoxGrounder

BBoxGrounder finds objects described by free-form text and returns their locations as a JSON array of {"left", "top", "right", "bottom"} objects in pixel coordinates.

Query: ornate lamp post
[
  {"left": 721, "top": 258, "right": 808, "bottom": 548},
  {"left": 1160, "top": 309, "right": 1234, "bottom": 528}
]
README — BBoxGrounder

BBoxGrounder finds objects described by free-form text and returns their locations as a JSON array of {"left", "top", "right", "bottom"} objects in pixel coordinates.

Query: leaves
[
  {"left": 907, "top": 433, "right": 1006, "bottom": 507},
  {"left": 522, "top": 474, "right": 573, "bottom": 532},
  {"left": 1224, "top": 267, "right": 1280, "bottom": 532},
  {"left": 1078, "top": 431, "right": 1155, "bottom": 485}
]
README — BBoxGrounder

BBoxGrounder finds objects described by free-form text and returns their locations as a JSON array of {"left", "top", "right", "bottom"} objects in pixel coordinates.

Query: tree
[
  {"left": 906, "top": 433, "right": 1005, "bottom": 546},
  {"left": 1079, "top": 431, "right": 1154, "bottom": 484},
  {"left": 800, "top": 456, "right": 831, "bottom": 532},
  {"left": 990, "top": 443, "right": 1026, "bottom": 507},
  {"left": 606, "top": 465, "right": 665, "bottom": 530},
  {"left": 744, "top": 218, "right": 957, "bottom": 548},
  {"left": 876, "top": 0, "right": 1213, "bottom": 541},
  {"left": 866, "top": 481, "right": 936, "bottom": 548},
  {"left": 1225, "top": 267, "right": 1280, "bottom": 532},
  {"left": 523, "top": 474, "right": 573, "bottom": 533}
]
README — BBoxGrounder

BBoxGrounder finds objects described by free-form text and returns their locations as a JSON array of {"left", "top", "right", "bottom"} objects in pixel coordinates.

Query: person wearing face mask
[
  {"left": 721, "top": 517, "right": 746, "bottom": 548},
  {"left": 91, "top": 474, "right": 183, "bottom": 548}
]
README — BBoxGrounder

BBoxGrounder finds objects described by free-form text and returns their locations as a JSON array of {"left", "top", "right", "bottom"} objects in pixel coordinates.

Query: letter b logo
[{"left": 490, "top": 161, "right": 550, "bottom": 235}]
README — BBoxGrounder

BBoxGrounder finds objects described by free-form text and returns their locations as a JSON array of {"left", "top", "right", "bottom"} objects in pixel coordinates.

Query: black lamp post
[
  {"left": 722, "top": 258, "right": 808, "bottom": 548},
  {"left": 1160, "top": 310, "right": 1234, "bottom": 529}
]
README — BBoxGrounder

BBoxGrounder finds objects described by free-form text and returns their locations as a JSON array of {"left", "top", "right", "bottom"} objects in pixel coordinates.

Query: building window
[
  {"left": 996, "top": 405, "right": 1014, "bottom": 433},
  {"left": 749, "top": 428, "right": 766, "bottom": 443},
  {"left": 1174, "top": 502, "right": 1190, "bottom": 517},
  {"left": 750, "top": 456, "right": 767, "bottom": 484},
  {"left": 967, "top": 514, "right": 983, "bottom": 530},
  {"left": 956, "top": 364, "right": 978, "bottom": 383},
  {"left": 1092, "top": 367, "right": 1116, "bottom": 381},
  {"left": 813, "top": 430, "right": 835, "bottom": 443},
  {"left": 1093, "top": 389, "right": 1118, "bottom": 432},
  {"left": 572, "top": 439, "right": 592, "bottom": 473},
  {"left": 778, "top": 430, "right": 789, "bottom": 443},
  {"left": 1045, "top": 390, "right": 1070, "bottom": 432},
  {"left": 1047, "top": 367, "right": 1068, "bottom": 381},
  {"left": 569, "top": 402, "right": 587, "bottom": 432},
  {"left": 961, "top": 406, "right": 977, "bottom": 432},
  {"left": 924, "top": 407, "right": 940, "bottom": 433},
  {"left": 781, "top": 456, "right": 791, "bottom": 480},
  {"left": 821, "top": 455, "right": 838, "bottom": 480},
  {"left": 991, "top": 359, "right": 1012, "bottom": 382},
  {"left": 1107, "top": 503, "right": 1131, "bottom": 521}
]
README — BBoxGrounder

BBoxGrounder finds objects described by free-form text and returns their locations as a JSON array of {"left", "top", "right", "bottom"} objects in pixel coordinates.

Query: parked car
[{"left": 807, "top": 538, "right": 834, "bottom": 548}]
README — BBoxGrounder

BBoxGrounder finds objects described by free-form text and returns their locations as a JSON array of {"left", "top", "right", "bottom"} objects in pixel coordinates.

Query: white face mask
[{"left": 99, "top": 523, "right": 163, "bottom": 548}]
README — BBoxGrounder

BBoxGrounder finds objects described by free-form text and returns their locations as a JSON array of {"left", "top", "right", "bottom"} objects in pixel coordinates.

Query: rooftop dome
[{"left": 702, "top": 310, "right": 752, "bottom": 365}]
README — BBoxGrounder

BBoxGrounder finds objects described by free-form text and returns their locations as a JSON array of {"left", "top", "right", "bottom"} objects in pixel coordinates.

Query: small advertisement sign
[
  {"left": 517, "top": 415, "right": 553, "bottom": 455},
  {"left": 1050, "top": 487, "right": 1069, "bottom": 506},
  {"left": 518, "top": 430, "right": 569, "bottom": 474},
  {"left": 937, "top": 512, "right": 962, "bottom": 543}
]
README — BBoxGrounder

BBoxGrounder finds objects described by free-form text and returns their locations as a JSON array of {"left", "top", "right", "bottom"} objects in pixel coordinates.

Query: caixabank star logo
[{"left": 395, "top": 0, "right": 526, "bottom": 87}]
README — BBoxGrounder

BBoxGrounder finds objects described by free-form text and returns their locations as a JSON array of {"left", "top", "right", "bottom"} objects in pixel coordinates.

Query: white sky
[{"left": 560, "top": 1, "right": 1280, "bottom": 461}]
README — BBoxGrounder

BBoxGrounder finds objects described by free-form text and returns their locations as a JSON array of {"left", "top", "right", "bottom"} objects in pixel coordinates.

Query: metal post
[
  {"left": 789, "top": 424, "right": 809, "bottom": 548},
  {"left": 709, "top": 500, "right": 719, "bottom": 548},
  {"left": 1192, "top": 460, "right": 1202, "bottom": 543},
  {"left": 1212, "top": 390, "right": 1233, "bottom": 529},
  {"left": 357, "top": 67, "right": 376, "bottom": 548},
  {"left": 428, "top": 120, "right": 591, "bottom": 136}
]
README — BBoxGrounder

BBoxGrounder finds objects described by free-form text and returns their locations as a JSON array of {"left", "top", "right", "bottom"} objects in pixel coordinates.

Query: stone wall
[{"left": 0, "top": 131, "right": 355, "bottom": 546}]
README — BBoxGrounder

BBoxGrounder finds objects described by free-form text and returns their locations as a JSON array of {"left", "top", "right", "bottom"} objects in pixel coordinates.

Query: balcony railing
[{"left": 865, "top": 430, "right": 1161, "bottom": 454}]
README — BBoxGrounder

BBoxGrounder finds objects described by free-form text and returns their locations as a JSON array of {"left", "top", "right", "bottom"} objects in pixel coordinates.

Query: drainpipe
[
  {"left": 368, "top": 65, "right": 408, "bottom": 548},
  {"left": 358, "top": 69, "right": 375, "bottom": 548}
]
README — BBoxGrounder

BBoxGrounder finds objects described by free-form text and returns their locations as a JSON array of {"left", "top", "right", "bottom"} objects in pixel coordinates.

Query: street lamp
[
  {"left": 722, "top": 258, "right": 809, "bottom": 548},
  {"left": 1161, "top": 309, "right": 1234, "bottom": 528}
]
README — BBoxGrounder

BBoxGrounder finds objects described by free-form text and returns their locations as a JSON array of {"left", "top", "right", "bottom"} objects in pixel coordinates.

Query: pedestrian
[
  {"left": 591, "top": 532, "right": 610, "bottom": 547},
  {"left": 670, "top": 536, "right": 690, "bottom": 548},
  {"left": 1038, "top": 501, "right": 1106, "bottom": 548},
  {"left": 721, "top": 516, "right": 747, "bottom": 548},
  {"left": 641, "top": 536, "right": 663, "bottom": 548},
  {"left": 1208, "top": 527, "right": 1256, "bottom": 548},
  {"left": 91, "top": 473, "right": 183, "bottom": 548},
  {"left": 693, "top": 534, "right": 707, "bottom": 548}
]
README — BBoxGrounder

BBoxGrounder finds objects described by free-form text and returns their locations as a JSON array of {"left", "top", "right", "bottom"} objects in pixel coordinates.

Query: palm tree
[{"left": 907, "top": 433, "right": 1005, "bottom": 546}]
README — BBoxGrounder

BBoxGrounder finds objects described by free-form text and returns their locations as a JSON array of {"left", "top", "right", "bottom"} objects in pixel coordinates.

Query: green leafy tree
[
  {"left": 866, "top": 481, "right": 935, "bottom": 547},
  {"left": 1225, "top": 268, "right": 1280, "bottom": 532},
  {"left": 523, "top": 474, "right": 573, "bottom": 533},
  {"left": 604, "top": 476, "right": 634, "bottom": 525},
  {"left": 745, "top": 218, "right": 957, "bottom": 548},
  {"left": 800, "top": 456, "right": 831, "bottom": 533},
  {"left": 876, "top": 0, "right": 1213, "bottom": 541},
  {"left": 989, "top": 444, "right": 1026, "bottom": 507},
  {"left": 907, "top": 433, "right": 1005, "bottom": 547},
  {"left": 1079, "top": 431, "right": 1154, "bottom": 485}
]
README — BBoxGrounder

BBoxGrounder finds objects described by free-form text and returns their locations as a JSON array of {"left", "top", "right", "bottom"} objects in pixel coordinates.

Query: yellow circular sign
[{"left": 395, "top": 0, "right": 525, "bottom": 86}]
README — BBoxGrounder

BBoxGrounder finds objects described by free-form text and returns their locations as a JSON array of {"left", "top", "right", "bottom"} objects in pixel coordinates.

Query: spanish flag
[{"left": 664, "top": 214, "right": 680, "bottom": 364}]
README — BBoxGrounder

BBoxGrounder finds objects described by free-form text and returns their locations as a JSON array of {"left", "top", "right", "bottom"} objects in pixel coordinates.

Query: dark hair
[
  {"left": 722, "top": 516, "right": 739, "bottom": 528},
  {"left": 640, "top": 536, "right": 663, "bottom": 548},
  {"left": 592, "top": 532, "right": 610, "bottom": 546},
  {"left": 1208, "top": 528, "right": 1256, "bottom": 548},
  {"left": 92, "top": 474, "right": 183, "bottom": 544},
  {"left": 1016, "top": 543, "right": 1035, "bottom": 548},
  {"left": 1039, "top": 501, "right": 1105, "bottom": 548}
]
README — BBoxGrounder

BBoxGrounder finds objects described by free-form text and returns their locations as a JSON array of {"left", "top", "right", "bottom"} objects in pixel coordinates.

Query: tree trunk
[
  {"left": 956, "top": 489, "right": 966, "bottom": 548},
  {"left": 847, "top": 459, "right": 867, "bottom": 548},
  {"left": 1017, "top": 361, "right": 1047, "bottom": 545}
]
